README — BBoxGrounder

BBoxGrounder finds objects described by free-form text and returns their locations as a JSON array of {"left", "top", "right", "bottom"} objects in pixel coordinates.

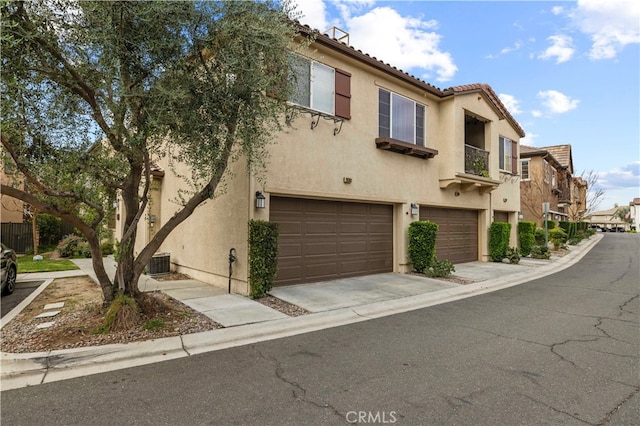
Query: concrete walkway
[{"left": 0, "top": 235, "right": 602, "bottom": 390}]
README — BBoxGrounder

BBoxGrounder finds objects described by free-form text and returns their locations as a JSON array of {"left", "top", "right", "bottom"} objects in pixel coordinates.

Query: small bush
[
  {"left": 101, "top": 242, "right": 114, "bottom": 256},
  {"left": 248, "top": 220, "right": 279, "bottom": 298},
  {"left": 534, "top": 228, "right": 546, "bottom": 245},
  {"left": 531, "top": 245, "right": 550, "bottom": 259},
  {"left": 94, "top": 294, "right": 140, "bottom": 333},
  {"left": 549, "top": 227, "right": 568, "bottom": 250},
  {"left": 426, "top": 259, "right": 455, "bottom": 277},
  {"left": 77, "top": 241, "right": 92, "bottom": 258},
  {"left": 518, "top": 221, "right": 536, "bottom": 257},
  {"left": 57, "top": 234, "right": 83, "bottom": 258},
  {"left": 584, "top": 228, "right": 596, "bottom": 238},
  {"left": 544, "top": 220, "right": 556, "bottom": 231},
  {"left": 506, "top": 247, "right": 521, "bottom": 264},
  {"left": 408, "top": 221, "right": 438, "bottom": 273},
  {"left": 489, "top": 222, "right": 511, "bottom": 262}
]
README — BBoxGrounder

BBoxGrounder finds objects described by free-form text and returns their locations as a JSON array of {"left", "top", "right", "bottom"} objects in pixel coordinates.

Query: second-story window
[
  {"left": 520, "top": 159, "right": 529, "bottom": 180},
  {"left": 290, "top": 56, "right": 335, "bottom": 115},
  {"left": 499, "top": 136, "right": 518, "bottom": 174},
  {"left": 543, "top": 160, "right": 550, "bottom": 183},
  {"left": 378, "top": 89, "right": 425, "bottom": 146}
]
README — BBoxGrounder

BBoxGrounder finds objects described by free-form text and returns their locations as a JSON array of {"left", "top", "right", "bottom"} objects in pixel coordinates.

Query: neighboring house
[
  {"left": 519, "top": 144, "right": 584, "bottom": 227},
  {"left": 118, "top": 26, "right": 525, "bottom": 294},
  {"left": 587, "top": 206, "right": 631, "bottom": 232},
  {"left": 629, "top": 198, "right": 640, "bottom": 231},
  {"left": 1, "top": 155, "right": 24, "bottom": 224}
]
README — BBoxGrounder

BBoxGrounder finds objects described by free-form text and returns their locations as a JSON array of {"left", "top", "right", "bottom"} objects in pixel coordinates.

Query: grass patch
[
  {"left": 17, "top": 255, "right": 79, "bottom": 273},
  {"left": 143, "top": 318, "right": 165, "bottom": 331}
]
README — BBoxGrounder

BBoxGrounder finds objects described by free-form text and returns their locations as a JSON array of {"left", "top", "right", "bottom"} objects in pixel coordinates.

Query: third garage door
[
  {"left": 271, "top": 197, "right": 393, "bottom": 286},
  {"left": 419, "top": 207, "right": 478, "bottom": 263}
]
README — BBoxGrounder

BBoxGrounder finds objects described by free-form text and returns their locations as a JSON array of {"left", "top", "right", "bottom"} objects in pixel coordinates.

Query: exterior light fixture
[
  {"left": 503, "top": 198, "right": 508, "bottom": 203},
  {"left": 454, "top": 191, "right": 460, "bottom": 197},
  {"left": 410, "top": 203, "right": 419, "bottom": 216},
  {"left": 255, "top": 191, "right": 266, "bottom": 209}
]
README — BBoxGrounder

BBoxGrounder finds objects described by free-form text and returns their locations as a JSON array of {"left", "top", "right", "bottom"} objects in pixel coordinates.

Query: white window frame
[
  {"left": 520, "top": 159, "right": 530, "bottom": 180},
  {"left": 289, "top": 55, "right": 335, "bottom": 115},
  {"left": 499, "top": 136, "right": 513, "bottom": 172},
  {"left": 378, "top": 88, "right": 426, "bottom": 146}
]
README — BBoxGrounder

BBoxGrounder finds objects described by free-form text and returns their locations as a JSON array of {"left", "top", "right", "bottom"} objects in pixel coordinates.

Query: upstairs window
[
  {"left": 289, "top": 55, "right": 351, "bottom": 119},
  {"left": 543, "top": 160, "right": 550, "bottom": 183},
  {"left": 290, "top": 56, "right": 334, "bottom": 115},
  {"left": 379, "top": 89, "right": 425, "bottom": 146},
  {"left": 520, "top": 159, "right": 529, "bottom": 180},
  {"left": 499, "top": 136, "right": 518, "bottom": 173}
]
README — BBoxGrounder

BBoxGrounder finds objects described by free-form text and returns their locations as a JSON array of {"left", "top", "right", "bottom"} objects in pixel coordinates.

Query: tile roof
[
  {"left": 444, "top": 84, "right": 526, "bottom": 138},
  {"left": 539, "top": 144, "right": 573, "bottom": 173},
  {"left": 296, "top": 23, "right": 526, "bottom": 139}
]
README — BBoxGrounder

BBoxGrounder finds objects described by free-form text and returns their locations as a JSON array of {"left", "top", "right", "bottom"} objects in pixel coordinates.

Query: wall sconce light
[
  {"left": 410, "top": 203, "right": 419, "bottom": 216},
  {"left": 518, "top": 212, "right": 524, "bottom": 220},
  {"left": 255, "top": 191, "right": 266, "bottom": 209},
  {"left": 343, "top": 177, "right": 352, "bottom": 184},
  {"left": 503, "top": 198, "right": 508, "bottom": 203},
  {"left": 454, "top": 191, "right": 460, "bottom": 197}
]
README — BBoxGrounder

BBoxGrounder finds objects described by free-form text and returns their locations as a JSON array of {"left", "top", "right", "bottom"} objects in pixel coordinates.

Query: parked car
[{"left": 1, "top": 243, "right": 17, "bottom": 296}]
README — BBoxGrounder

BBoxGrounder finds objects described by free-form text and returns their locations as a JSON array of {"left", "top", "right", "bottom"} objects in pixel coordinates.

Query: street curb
[{"left": 0, "top": 234, "right": 602, "bottom": 391}]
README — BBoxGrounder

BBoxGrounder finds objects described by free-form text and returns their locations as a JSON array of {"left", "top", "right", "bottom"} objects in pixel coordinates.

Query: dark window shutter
[
  {"left": 511, "top": 140, "right": 518, "bottom": 174},
  {"left": 378, "top": 89, "right": 390, "bottom": 138},
  {"left": 335, "top": 68, "right": 351, "bottom": 119}
]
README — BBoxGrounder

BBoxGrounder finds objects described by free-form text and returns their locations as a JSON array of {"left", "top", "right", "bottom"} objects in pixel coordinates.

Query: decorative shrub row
[
  {"left": 558, "top": 221, "right": 577, "bottom": 238},
  {"left": 489, "top": 222, "right": 511, "bottom": 262},
  {"left": 517, "top": 221, "right": 536, "bottom": 257},
  {"left": 408, "top": 221, "right": 438, "bottom": 274},
  {"left": 57, "top": 234, "right": 114, "bottom": 258},
  {"left": 543, "top": 220, "right": 556, "bottom": 231},
  {"left": 248, "top": 220, "right": 279, "bottom": 298}
]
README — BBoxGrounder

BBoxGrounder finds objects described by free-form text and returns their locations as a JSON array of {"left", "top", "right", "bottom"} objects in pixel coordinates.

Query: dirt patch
[
  {"left": 408, "top": 272, "right": 478, "bottom": 285},
  {"left": 0, "top": 276, "right": 222, "bottom": 354},
  {"left": 256, "top": 294, "right": 309, "bottom": 317},
  {"left": 155, "top": 272, "right": 191, "bottom": 281}
]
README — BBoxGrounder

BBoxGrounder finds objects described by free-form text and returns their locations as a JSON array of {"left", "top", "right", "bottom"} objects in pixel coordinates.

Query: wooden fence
[{"left": 1, "top": 222, "right": 33, "bottom": 253}]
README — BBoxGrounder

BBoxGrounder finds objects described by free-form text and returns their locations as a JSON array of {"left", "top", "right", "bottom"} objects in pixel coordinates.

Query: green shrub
[
  {"left": 408, "top": 221, "right": 438, "bottom": 273},
  {"left": 426, "top": 259, "right": 455, "bottom": 277},
  {"left": 584, "top": 228, "right": 595, "bottom": 237},
  {"left": 143, "top": 318, "right": 164, "bottom": 331},
  {"left": 517, "top": 221, "right": 536, "bottom": 257},
  {"left": 77, "top": 241, "right": 92, "bottom": 258},
  {"left": 57, "top": 234, "right": 83, "bottom": 258},
  {"left": 559, "top": 221, "right": 577, "bottom": 238},
  {"left": 489, "top": 222, "right": 511, "bottom": 262},
  {"left": 544, "top": 220, "right": 556, "bottom": 231},
  {"left": 36, "top": 213, "right": 62, "bottom": 246},
  {"left": 101, "top": 242, "right": 115, "bottom": 256},
  {"left": 549, "top": 227, "right": 568, "bottom": 249},
  {"left": 534, "top": 228, "right": 546, "bottom": 245},
  {"left": 531, "top": 245, "right": 550, "bottom": 259},
  {"left": 248, "top": 220, "right": 279, "bottom": 298},
  {"left": 506, "top": 247, "right": 521, "bottom": 264}
]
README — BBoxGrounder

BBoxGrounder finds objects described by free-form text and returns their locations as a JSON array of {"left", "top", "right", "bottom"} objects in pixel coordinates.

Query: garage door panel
[
  {"left": 420, "top": 207, "right": 478, "bottom": 264},
  {"left": 271, "top": 197, "right": 393, "bottom": 286}
]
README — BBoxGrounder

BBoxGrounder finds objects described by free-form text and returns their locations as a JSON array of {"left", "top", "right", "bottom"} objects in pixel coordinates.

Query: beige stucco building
[{"left": 117, "top": 27, "right": 525, "bottom": 294}]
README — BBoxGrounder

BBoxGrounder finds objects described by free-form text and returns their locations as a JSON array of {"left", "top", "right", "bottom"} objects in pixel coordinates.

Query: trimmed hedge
[
  {"left": 543, "top": 220, "right": 556, "bottom": 231},
  {"left": 408, "top": 221, "right": 438, "bottom": 273},
  {"left": 558, "top": 221, "right": 577, "bottom": 238},
  {"left": 517, "top": 221, "right": 536, "bottom": 257},
  {"left": 248, "top": 220, "right": 279, "bottom": 298},
  {"left": 489, "top": 222, "right": 511, "bottom": 262}
]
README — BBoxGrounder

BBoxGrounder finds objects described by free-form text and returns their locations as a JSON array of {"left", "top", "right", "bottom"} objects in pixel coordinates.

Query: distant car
[{"left": 1, "top": 243, "right": 17, "bottom": 296}]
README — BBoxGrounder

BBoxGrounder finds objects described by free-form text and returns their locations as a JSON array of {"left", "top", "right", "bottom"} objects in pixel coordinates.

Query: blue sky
[{"left": 293, "top": 0, "right": 640, "bottom": 211}]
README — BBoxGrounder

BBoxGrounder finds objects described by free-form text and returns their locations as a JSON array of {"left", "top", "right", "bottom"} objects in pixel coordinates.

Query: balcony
[
  {"left": 464, "top": 144, "right": 489, "bottom": 177},
  {"left": 552, "top": 186, "right": 571, "bottom": 204}
]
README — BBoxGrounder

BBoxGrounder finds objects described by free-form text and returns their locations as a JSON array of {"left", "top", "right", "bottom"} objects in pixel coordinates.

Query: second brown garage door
[
  {"left": 419, "top": 207, "right": 478, "bottom": 263},
  {"left": 270, "top": 197, "right": 393, "bottom": 286}
]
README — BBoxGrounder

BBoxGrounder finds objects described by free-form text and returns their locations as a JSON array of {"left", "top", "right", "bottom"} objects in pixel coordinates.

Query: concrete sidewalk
[{"left": 0, "top": 235, "right": 602, "bottom": 390}]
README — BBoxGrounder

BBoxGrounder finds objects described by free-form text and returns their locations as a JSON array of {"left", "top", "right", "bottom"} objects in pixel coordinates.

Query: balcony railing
[
  {"left": 552, "top": 186, "right": 571, "bottom": 203},
  {"left": 465, "top": 144, "right": 489, "bottom": 177}
]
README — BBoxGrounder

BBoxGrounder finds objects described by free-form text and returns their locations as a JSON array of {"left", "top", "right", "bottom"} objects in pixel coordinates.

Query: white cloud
[
  {"left": 538, "top": 35, "right": 575, "bottom": 63},
  {"left": 520, "top": 131, "right": 538, "bottom": 147},
  {"left": 596, "top": 162, "right": 640, "bottom": 190},
  {"left": 537, "top": 90, "right": 579, "bottom": 114},
  {"left": 295, "top": 0, "right": 330, "bottom": 32},
  {"left": 531, "top": 110, "right": 542, "bottom": 118},
  {"left": 570, "top": 0, "right": 640, "bottom": 60},
  {"left": 344, "top": 7, "right": 458, "bottom": 81},
  {"left": 498, "top": 93, "right": 522, "bottom": 115},
  {"left": 551, "top": 6, "right": 564, "bottom": 15}
]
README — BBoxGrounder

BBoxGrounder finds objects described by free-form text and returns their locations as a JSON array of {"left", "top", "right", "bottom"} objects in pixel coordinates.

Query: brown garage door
[
  {"left": 270, "top": 197, "right": 393, "bottom": 286},
  {"left": 419, "top": 207, "right": 478, "bottom": 264}
]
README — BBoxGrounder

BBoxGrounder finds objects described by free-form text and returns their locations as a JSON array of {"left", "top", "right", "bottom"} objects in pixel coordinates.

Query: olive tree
[{"left": 1, "top": 0, "right": 301, "bottom": 305}]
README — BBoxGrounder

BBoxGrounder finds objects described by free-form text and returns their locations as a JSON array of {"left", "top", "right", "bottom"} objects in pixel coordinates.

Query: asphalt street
[{"left": 1, "top": 234, "right": 638, "bottom": 425}]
